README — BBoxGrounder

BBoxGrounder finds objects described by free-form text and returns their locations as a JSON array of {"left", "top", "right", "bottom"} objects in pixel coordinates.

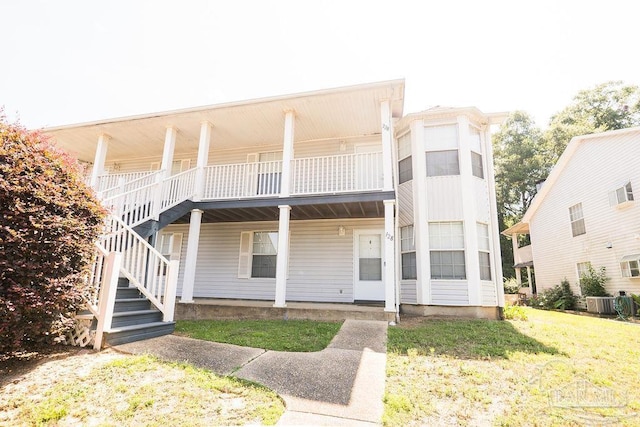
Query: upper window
[
  {"left": 609, "top": 182, "right": 634, "bottom": 206},
  {"left": 426, "top": 150, "right": 460, "bottom": 177},
  {"left": 429, "top": 222, "right": 466, "bottom": 280},
  {"left": 398, "top": 156, "right": 413, "bottom": 184},
  {"left": 569, "top": 203, "right": 586, "bottom": 237},
  {"left": 471, "top": 151, "right": 484, "bottom": 179},
  {"left": 621, "top": 255, "right": 640, "bottom": 278},
  {"left": 251, "top": 232, "right": 278, "bottom": 278},
  {"left": 400, "top": 225, "right": 416, "bottom": 280}
]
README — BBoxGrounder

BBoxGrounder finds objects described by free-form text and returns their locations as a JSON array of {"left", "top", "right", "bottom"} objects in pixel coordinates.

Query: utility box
[{"left": 585, "top": 297, "right": 615, "bottom": 314}]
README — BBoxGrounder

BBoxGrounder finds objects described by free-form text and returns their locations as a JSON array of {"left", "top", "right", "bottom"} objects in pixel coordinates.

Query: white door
[{"left": 354, "top": 230, "right": 385, "bottom": 301}]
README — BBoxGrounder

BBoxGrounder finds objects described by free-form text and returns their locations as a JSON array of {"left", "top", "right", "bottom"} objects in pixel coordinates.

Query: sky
[{"left": 1, "top": 0, "right": 639, "bottom": 130}]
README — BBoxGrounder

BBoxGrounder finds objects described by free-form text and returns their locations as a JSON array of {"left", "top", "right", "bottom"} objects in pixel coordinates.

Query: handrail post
[
  {"left": 163, "top": 259, "right": 179, "bottom": 322},
  {"left": 152, "top": 173, "right": 164, "bottom": 220},
  {"left": 93, "top": 251, "right": 121, "bottom": 350}
]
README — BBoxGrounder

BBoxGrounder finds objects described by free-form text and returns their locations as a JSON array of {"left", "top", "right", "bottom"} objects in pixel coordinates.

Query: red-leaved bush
[{"left": 0, "top": 112, "right": 105, "bottom": 354}]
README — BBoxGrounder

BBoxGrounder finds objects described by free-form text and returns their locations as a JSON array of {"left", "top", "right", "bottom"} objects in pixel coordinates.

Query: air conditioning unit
[{"left": 586, "top": 297, "right": 615, "bottom": 314}]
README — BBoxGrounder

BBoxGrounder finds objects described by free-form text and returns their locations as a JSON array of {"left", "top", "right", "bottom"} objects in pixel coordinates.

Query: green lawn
[
  {"left": 384, "top": 309, "right": 640, "bottom": 426},
  {"left": 175, "top": 319, "right": 342, "bottom": 352}
]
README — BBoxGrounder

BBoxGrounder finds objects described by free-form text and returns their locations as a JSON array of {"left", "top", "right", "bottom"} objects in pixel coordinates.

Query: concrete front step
[
  {"left": 111, "top": 309, "right": 163, "bottom": 328},
  {"left": 104, "top": 321, "right": 176, "bottom": 346}
]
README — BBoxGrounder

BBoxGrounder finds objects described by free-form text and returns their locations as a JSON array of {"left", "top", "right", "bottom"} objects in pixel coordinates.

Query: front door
[{"left": 354, "top": 230, "right": 385, "bottom": 301}]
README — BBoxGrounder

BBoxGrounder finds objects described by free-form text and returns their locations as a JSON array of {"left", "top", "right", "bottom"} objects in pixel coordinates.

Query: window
[
  {"left": 426, "top": 150, "right": 460, "bottom": 176},
  {"left": 400, "top": 225, "right": 416, "bottom": 280},
  {"left": 471, "top": 151, "right": 484, "bottom": 179},
  {"left": 576, "top": 262, "right": 591, "bottom": 285},
  {"left": 621, "top": 255, "right": 640, "bottom": 278},
  {"left": 477, "top": 223, "right": 491, "bottom": 280},
  {"left": 609, "top": 182, "right": 634, "bottom": 206},
  {"left": 398, "top": 157, "right": 413, "bottom": 184},
  {"left": 429, "top": 222, "right": 466, "bottom": 280},
  {"left": 251, "top": 232, "right": 278, "bottom": 278},
  {"left": 569, "top": 203, "right": 586, "bottom": 237}
]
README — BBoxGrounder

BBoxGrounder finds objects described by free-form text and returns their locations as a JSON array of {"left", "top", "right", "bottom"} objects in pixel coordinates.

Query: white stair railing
[
  {"left": 95, "top": 171, "right": 157, "bottom": 194},
  {"left": 101, "top": 215, "right": 178, "bottom": 323},
  {"left": 160, "top": 168, "right": 198, "bottom": 211}
]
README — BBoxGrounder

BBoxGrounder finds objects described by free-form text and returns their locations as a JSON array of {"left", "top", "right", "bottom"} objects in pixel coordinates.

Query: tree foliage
[
  {"left": 544, "top": 81, "right": 640, "bottom": 161},
  {"left": 0, "top": 113, "right": 106, "bottom": 354}
]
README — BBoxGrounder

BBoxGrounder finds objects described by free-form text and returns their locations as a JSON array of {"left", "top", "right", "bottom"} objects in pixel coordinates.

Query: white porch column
[
  {"left": 274, "top": 205, "right": 291, "bottom": 307},
  {"left": 384, "top": 199, "right": 397, "bottom": 312},
  {"left": 526, "top": 266, "right": 533, "bottom": 291},
  {"left": 194, "top": 121, "right": 212, "bottom": 201},
  {"left": 410, "top": 119, "right": 431, "bottom": 304},
  {"left": 160, "top": 126, "right": 177, "bottom": 179},
  {"left": 181, "top": 209, "right": 203, "bottom": 303},
  {"left": 90, "top": 134, "right": 110, "bottom": 188},
  {"left": 280, "top": 110, "right": 295, "bottom": 197},
  {"left": 485, "top": 125, "right": 505, "bottom": 308},
  {"left": 515, "top": 267, "right": 522, "bottom": 287},
  {"left": 381, "top": 100, "right": 394, "bottom": 192},
  {"left": 458, "top": 116, "right": 482, "bottom": 306}
]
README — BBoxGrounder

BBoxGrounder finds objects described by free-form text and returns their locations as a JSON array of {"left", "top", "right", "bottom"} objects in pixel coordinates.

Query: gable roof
[{"left": 522, "top": 126, "right": 640, "bottom": 223}]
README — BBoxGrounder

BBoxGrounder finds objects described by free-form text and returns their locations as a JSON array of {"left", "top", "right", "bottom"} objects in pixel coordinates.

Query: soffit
[{"left": 43, "top": 79, "right": 405, "bottom": 163}]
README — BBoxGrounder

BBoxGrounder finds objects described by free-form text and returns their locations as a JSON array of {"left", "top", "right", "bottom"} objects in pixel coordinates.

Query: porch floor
[{"left": 175, "top": 298, "right": 395, "bottom": 322}]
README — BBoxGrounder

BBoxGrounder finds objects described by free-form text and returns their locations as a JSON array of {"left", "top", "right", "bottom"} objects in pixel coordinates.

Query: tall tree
[
  {"left": 545, "top": 81, "right": 640, "bottom": 161},
  {"left": 493, "top": 111, "right": 549, "bottom": 279}
]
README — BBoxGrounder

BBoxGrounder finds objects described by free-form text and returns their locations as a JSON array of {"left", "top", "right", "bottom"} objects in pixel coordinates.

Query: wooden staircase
[{"left": 104, "top": 278, "right": 176, "bottom": 346}]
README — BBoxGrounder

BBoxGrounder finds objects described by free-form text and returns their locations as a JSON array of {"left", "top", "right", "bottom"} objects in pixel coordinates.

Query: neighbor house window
[
  {"left": 426, "top": 150, "right": 460, "bottom": 177},
  {"left": 576, "top": 261, "right": 591, "bottom": 286},
  {"left": 251, "top": 231, "right": 278, "bottom": 278},
  {"left": 569, "top": 203, "right": 586, "bottom": 237},
  {"left": 609, "top": 182, "right": 634, "bottom": 206},
  {"left": 471, "top": 151, "right": 484, "bottom": 179},
  {"left": 401, "top": 225, "right": 417, "bottom": 280},
  {"left": 477, "top": 223, "right": 491, "bottom": 280},
  {"left": 620, "top": 255, "right": 640, "bottom": 278},
  {"left": 429, "top": 221, "right": 466, "bottom": 280}
]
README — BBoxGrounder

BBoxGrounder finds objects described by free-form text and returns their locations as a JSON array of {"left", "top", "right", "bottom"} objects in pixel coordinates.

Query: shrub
[
  {"left": 579, "top": 265, "right": 610, "bottom": 297},
  {"left": 0, "top": 114, "right": 106, "bottom": 354},
  {"left": 503, "top": 277, "right": 520, "bottom": 294},
  {"left": 504, "top": 304, "right": 528, "bottom": 321},
  {"left": 538, "top": 279, "right": 577, "bottom": 310}
]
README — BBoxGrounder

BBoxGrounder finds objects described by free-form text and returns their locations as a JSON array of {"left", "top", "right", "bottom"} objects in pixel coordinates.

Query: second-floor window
[
  {"left": 398, "top": 133, "right": 412, "bottom": 184},
  {"left": 609, "top": 182, "right": 634, "bottom": 206},
  {"left": 426, "top": 150, "right": 460, "bottom": 177},
  {"left": 471, "top": 151, "right": 484, "bottom": 179},
  {"left": 569, "top": 203, "right": 586, "bottom": 237}
]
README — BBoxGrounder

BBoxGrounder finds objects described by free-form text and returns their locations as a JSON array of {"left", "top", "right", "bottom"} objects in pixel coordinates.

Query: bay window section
[
  {"left": 429, "top": 221, "right": 466, "bottom": 280},
  {"left": 400, "top": 225, "right": 416, "bottom": 280}
]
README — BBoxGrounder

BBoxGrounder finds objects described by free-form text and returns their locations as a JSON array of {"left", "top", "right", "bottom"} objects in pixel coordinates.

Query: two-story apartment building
[
  {"left": 506, "top": 127, "right": 640, "bottom": 298},
  {"left": 46, "top": 80, "right": 505, "bottom": 346}
]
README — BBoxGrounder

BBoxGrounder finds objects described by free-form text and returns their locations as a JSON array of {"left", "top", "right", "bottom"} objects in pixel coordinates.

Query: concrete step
[
  {"left": 110, "top": 309, "right": 163, "bottom": 328},
  {"left": 114, "top": 298, "right": 152, "bottom": 312},
  {"left": 104, "top": 321, "right": 176, "bottom": 346}
]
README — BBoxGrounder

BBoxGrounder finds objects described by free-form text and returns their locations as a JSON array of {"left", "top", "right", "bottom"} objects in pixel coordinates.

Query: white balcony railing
[
  {"left": 291, "top": 152, "right": 383, "bottom": 195},
  {"left": 515, "top": 244, "right": 533, "bottom": 265},
  {"left": 95, "top": 171, "right": 157, "bottom": 193},
  {"left": 203, "top": 160, "right": 283, "bottom": 199}
]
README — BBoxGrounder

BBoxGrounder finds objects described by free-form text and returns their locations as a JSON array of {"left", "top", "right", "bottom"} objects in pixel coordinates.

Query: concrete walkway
[{"left": 114, "top": 319, "right": 388, "bottom": 426}]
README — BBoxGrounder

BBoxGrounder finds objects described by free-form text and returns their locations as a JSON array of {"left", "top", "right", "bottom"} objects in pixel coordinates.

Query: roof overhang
[
  {"left": 394, "top": 106, "right": 509, "bottom": 134},
  {"left": 502, "top": 221, "right": 530, "bottom": 236},
  {"left": 42, "top": 79, "right": 405, "bottom": 163}
]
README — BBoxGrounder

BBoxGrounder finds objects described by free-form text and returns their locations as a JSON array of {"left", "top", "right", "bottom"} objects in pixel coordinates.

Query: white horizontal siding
[
  {"left": 398, "top": 181, "right": 414, "bottom": 227},
  {"left": 400, "top": 281, "right": 417, "bottom": 304},
  {"left": 426, "top": 176, "right": 463, "bottom": 220},
  {"left": 164, "top": 218, "right": 384, "bottom": 302},
  {"left": 481, "top": 281, "right": 497, "bottom": 306},
  {"left": 530, "top": 132, "right": 640, "bottom": 296},
  {"left": 431, "top": 280, "right": 469, "bottom": 305},
  {"left": 474, "top": 178, "right": 491, "bottom": 223}
]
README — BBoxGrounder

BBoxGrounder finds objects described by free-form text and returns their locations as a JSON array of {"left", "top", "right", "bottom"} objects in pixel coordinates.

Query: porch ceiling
[
  {"left": 174, "top": 192, "right": 394, "bottom": 223},
  {"left": 43, "top": 80, "right": 405, "bottom": 163}
]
